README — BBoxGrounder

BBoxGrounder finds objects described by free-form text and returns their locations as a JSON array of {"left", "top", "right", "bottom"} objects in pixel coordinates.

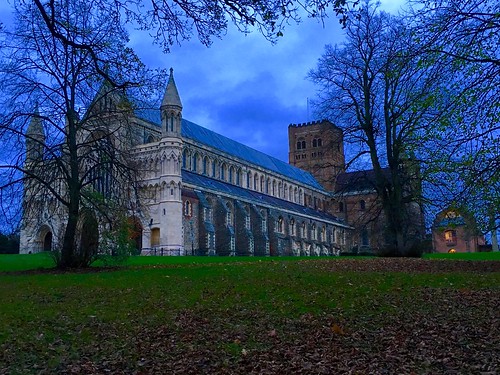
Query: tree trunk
[{"left": 60, "top": 205, "right": 79, "bottom": 268}]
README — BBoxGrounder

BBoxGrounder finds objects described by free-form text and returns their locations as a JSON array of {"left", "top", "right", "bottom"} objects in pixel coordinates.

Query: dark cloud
[{"left": 131, "top": 16, "right": 347, "bottom": 162}]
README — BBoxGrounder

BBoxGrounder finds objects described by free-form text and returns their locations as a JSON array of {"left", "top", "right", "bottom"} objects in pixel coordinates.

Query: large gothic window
[{"left": 87, "top": 132, "right": 115, "bottom": 200}]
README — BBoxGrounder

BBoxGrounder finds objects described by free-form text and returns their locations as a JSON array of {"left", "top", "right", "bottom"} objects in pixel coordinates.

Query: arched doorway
[{"left": 43, "top": 232, "right": 52, "bottom": 251}]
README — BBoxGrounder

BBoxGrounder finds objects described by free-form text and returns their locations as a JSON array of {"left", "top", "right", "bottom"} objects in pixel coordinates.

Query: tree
[
  {"left": 309, "top": 1, "right": 445, "bottom": 255},
  {"left": 0, "top": 231, "right": 20, "bottom": 254},
  {"left": 410, "top": 0, "right": 500, "bottom": 240},
  {"left": 0, "top": 1, "right": 156, "bottom": 267}
]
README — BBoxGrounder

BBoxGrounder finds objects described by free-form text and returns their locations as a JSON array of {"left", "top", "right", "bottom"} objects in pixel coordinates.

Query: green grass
[
  {"left": 0, "top": 252, "right": 498, "bottom": 373},
  {"left": 0, "top": 252, "right": 56, "bottom": 271}
]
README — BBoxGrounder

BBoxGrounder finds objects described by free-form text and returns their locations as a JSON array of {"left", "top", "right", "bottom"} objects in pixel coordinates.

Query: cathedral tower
[
  {"left": 25, "top": 106, "right": 45, "bottom": 164},
  {"left": 155, "top": 68, "right": 184, "bottom": 254},
  {"left": 288, "top": 120, "right": 345, "bottom": 191}
]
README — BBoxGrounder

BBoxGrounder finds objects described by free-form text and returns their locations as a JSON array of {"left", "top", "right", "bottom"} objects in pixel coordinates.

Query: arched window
[
  {"left": 254, "top": 173, "right": 259, "bottom": 191},
  {"left": 146, "top": 134, "right": 156, "bottom": 144},
  {"left": 312, "top": 224, "right": 317, "bottom": 240},
  {"left": 192, "top": 153, "right": 198, "bottom": 172},
  {"left": 245, "top": 206, "right": 251, "bottom": 229},
  {"left": 229, "top": 166, "right": 234, "bottom": 183},
  {"left": 338, "top": 201, "right": 344, "bottom": 213},
  {"left": 236, "top": 169, "right": 241, "bottom": 186},
  {"left": 202, "top": 156, "right": 208, "bottom": 175},
  {"left": 361, "top": 228, "right": 369, "bottom": 246},
  {"left": 317, "top": 138, "right": 322, "bottom": 147},
  {"left": 220, "top": 163, "right": 226, "bottom": 180},
  {"left": 360, "top": 200, "right": 366, "bottom": 211},
  {"left": 247, "top": 171, "right": 251, "bottom": 188},
  {"left": 226, "top": 202, "right": 233, "bottom": 226},
  {"left": 261, "top": 210, "right": 267, "bottom": 232},
  {"left": 260, "top": 176, "right": 265, "bottom": 192},
  {"left": 312, "top": 139, "right": 317, "bottom": 147},
  {"left": 290, "top": 219, "right": 295, "bottom": 236},
  {"left": 184, "top": 200, "right": 192, "bottom": 217},
  {"left": 182, "top": 149, "right": 188, "bottom": 168},
  {"left": 444, "top": 230, "right": 457, "bottom": 245},
  {"left": 212, "top": 160, "right": 217, "bottom": 177},
  {"left": 297, "top": 138, "right": 306, "bottom": 150},
  {"left": 277, "top": 217, "right": 284, "bottom": 233}
]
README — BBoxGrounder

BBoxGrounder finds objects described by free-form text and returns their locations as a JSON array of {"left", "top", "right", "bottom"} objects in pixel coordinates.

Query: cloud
[{"left": 128, "top": 2, "right": 405, "bottom": 162}]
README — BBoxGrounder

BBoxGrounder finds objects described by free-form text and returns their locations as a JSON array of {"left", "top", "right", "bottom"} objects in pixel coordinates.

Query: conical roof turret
[
  {"left": 27, "top": 104, "right": 44, "bottom": 138},
  {"left": 161, "top": 68, "right": 182, "bottom": 109},
  {"left": 26, "top": 104, "right": 45, "bottom": 163}
]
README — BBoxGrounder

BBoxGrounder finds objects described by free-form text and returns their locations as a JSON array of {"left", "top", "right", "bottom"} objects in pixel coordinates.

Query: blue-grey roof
[
  {"left": 181, "top": 119, "right": 325, "bottom": 190},
  {"left": 182, "top": 170, "right": 347, "bottom": 226},
  {"left": 133, "top": 104, "right": 325, "bottom": 191}
]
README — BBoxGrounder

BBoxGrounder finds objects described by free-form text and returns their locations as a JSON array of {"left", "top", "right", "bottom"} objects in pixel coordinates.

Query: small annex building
[{"left": 432, "top": 208, "right": 485, "bottom": 253}]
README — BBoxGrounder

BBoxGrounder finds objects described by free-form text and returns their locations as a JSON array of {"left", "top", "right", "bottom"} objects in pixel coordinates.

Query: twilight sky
[
  {"left": 129, "top": 0, "right": 406, "bottom": 162},
  {"left": 0, "top": 0, "right": 406, "bottom": 162}
]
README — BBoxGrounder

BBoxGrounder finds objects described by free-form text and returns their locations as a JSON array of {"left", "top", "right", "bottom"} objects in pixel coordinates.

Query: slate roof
[
  {"left": 182, "top": 170, "right": 348, "bottom": 227},
  {"left": 133, "top": 104, "right": 326, "bottom": 191}
]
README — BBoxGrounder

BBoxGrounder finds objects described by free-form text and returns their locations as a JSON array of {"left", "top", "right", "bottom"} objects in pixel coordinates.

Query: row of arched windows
[
  {"left": 182, "top": 146, "right": 320, "bottom": 206},
  {"left": 296, "top": 137, "right": 322, "bottom": 150},
  {"left": 275, "top": 216, "right": 342, "bottom": 243}
]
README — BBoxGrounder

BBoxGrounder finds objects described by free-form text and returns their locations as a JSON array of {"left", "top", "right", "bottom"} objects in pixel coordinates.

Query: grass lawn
[{"left": 0, "top": 253, "right": 498, "bottom": 374}]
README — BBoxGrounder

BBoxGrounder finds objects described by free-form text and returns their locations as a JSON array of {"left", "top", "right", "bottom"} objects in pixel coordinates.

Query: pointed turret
[
  {"left": 26, "top": 105, "right": 45, "bottom": 163},
  {"left": 162, "top": 67, "right": 183, "bottom": 109},
  {"left": 160, "top": 68, "right": 182, "bottom": 137}
]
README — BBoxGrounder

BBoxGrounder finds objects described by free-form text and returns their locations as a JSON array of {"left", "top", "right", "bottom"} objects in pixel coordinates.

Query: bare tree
[
  {"left": 0, "top": 1, "right": 158, "bottom": 267},
  {"left": 309, "top": 0, "right": 446, "bottom": 255}
]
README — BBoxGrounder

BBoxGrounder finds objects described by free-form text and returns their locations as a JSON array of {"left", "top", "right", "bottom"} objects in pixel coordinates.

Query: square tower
[{"left": 288, "top": 120, "right": 345, "bottom": 191}]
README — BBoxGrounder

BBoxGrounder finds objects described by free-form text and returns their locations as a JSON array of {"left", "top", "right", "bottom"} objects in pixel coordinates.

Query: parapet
[{"left": 288, "top": 119, "right": 335, "bottom": 128}]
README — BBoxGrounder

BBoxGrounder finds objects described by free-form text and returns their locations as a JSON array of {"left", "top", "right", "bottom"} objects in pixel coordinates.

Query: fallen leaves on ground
[{"left": 1, "top": 258, "right": 498, "bottom": 374}]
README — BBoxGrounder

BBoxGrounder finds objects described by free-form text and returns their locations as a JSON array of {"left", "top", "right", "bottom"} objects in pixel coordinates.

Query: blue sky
[
  {"left": 129, "top": 0, "right": 406, "bottom": 162},
  {"left": 0, "top": 0, "right": 406, "bottom": 162}
]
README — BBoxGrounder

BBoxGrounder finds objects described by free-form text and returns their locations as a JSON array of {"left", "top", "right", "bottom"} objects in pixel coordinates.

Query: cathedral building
[
  {"left": 20, "top": 69, "right": 423, "bottom": 256},
  {"left": 20, "top": 70, "right": 353, "bottom": 256}
]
